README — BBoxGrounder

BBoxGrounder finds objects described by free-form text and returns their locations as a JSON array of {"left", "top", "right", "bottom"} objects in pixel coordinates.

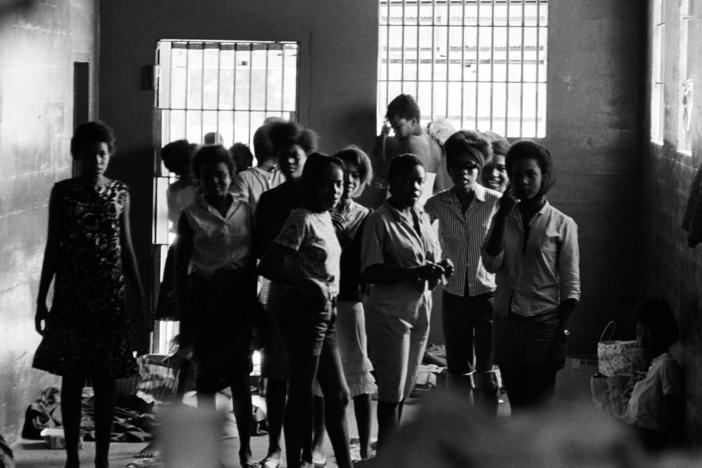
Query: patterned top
[
  {"left": 33, "top": 177, "right": 136, "bottom": 378},
  {"left": 425, "top": 184, "right": 501, "bottom": 297},
  {"left": 274, "top": 207, "right": 341, "bottom": 298}
]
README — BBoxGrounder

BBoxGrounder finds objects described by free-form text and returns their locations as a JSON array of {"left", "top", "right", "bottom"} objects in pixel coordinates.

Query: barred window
[
  {"left": 152, "top": 39, "right": 299, "bottom": 353},
  {"left": 377, "top": 0, "right": 548, "bottom": 138},
  {"left": 650, "top": 0, "right": 664, "bottom": 143}
]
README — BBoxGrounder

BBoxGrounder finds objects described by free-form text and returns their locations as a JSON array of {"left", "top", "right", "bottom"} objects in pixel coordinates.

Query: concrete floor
[
  {"left": 12, "top": 360, "right": 595, "bottom": 467},
  {"left": 13, "top": 397, "right": 389, "bottom": 468}
]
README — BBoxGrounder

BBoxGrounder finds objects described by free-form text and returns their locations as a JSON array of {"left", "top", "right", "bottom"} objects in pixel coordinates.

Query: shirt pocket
[{"left": 538, "top": 230, "right": 561, "bottom": 266}]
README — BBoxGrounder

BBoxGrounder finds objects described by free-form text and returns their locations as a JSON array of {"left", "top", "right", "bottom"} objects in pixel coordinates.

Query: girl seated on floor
[
  {"left": 175, "top": 145, "right": 258, "bottom": 468},
  {"left": 623, "top": 297, "right": 684, "bottom": 452}
]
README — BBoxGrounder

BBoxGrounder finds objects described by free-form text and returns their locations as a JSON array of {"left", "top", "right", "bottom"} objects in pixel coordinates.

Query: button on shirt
[
  {"left": 481, "top": 201, "right": 580, "bottom": 317},
  {"left": 425, "top": 184, "right": 501, "bottom": 297},
  {"left": 361, "top": 202, "right": 442, "bottom": 311},
  {"left": 183, "top": 194, "right": 252, "bottom": 277}
]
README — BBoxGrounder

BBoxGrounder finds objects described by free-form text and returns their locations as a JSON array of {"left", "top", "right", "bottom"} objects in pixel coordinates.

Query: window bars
[
  {"left": 155, "top": 40, "right": 299, "bottom": 149},
  {"left": 377, "top": 0, "right": 548, "bottom": 138},
  {"left": 650, "top": 0, "right": 664, "bottom": 143},
  {"left": 152, "top": 40, "right": 299, "bottom": 353}
]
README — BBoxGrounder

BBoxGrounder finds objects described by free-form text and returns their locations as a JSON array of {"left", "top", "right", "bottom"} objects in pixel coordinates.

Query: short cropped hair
[
  {"left": 634, "top": 297, "right": 679, "bottom": 348},
  {"left": 505, "top": 140, "right": 554, "bottom": 195},
  {"left": 161, "top": 139, "right": 195, "bottom": 176},
  {"left": 268, "top": 121, "right": 320, "bottom": 161},
  {"left": 70, "top": 121, "right": 116, "bottom": 159},
  {"left": 333, "top": 146, "right": 373, "bottom": 186},
  {"left": 444, "top": 130, "right": 488, "bottom": 170},
  {"left": 192, "top": 144, "right": 236, "bottom": 179},
  {"left": 300, "top": 152, "right": 345, "bottom": 209},
  {"left": 252, "top": 125, "right": 274, "bottom": 162},
  {"left": 229, "top": 143, "right": 254, "bottom": 171},
  {"left": 388, "top": 153, "right": 424, "bottom": 188},
  {"left": 483, "top": 130, "right": 510, "bottom": 156},
  {"left": 386, "top": 94, "right": 421, "bottom": 122}
]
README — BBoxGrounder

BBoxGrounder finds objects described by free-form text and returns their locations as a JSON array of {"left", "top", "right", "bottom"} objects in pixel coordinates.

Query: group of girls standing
[{"left": 32, "top": 116, "right": 579, "bottom": 468}]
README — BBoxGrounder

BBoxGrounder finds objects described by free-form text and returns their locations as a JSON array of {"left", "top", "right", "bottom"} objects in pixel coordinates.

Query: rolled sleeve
[
  {"left": 481, "top": 248, "right": 503, "bottom": 273},
  {"left": 558, "top": 218, "right": 581, "bottom": 301}
]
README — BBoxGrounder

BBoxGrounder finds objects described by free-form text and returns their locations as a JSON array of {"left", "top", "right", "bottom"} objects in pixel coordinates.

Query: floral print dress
[{"left": 33, "top": 178, "right": 137, "bottom": 378}]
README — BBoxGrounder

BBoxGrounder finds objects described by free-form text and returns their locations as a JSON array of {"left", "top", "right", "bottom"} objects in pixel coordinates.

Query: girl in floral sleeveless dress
[{"left": 33, "top": 121, "right": 145, "bottom": 468}]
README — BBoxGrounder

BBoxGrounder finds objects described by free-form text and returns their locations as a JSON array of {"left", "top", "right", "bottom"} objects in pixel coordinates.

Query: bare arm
[
  {"left": 121, "top": 193, "right": 146, "bottom": 303},
  {"left": 120, "top": 193, "right": 149, "bottom": 335},
  {"left": 35, "top": 187, "right": 61, "bottom": 334},
  {"left": 174, "top": 213, "right": 193, "bottom": 345}
]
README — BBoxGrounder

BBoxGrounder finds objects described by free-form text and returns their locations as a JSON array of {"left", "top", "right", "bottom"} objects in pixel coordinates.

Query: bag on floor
[
  {"left": 597, "top": 321, "right": 639, "bottom": 377},
  {"left": 21, "top": 387, "right": 61, "bottom": 440}
]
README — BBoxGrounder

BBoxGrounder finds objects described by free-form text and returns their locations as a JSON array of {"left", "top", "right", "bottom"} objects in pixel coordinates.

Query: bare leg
[
  {"left": 315, "top": 347, "right": 352, "bottom": 468},
  {"left": 353, "top": 394, "right": 372, "bottom": 459},
  {"left": 230, "top": 373, "right": 253, "bottom": 466},
  {"left": 93, "top": 375, "right": 116, "bottom": 468},
  {"left": 263, "top": 378, "right": 286, "bottom": 462},
  {"left": 61, "top": 377, "right": 83, "bottom": 468},
  {"left": 311, "top": 395, "right": 326, "bottom": 464}
]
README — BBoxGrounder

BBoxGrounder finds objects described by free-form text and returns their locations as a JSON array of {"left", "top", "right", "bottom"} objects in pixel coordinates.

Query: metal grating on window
[
  {"left": 377, "top": 0, "right": 548, "bottom": 138},
  {"left": 155, "top": 40, "right": 299, "bottom": 148},
  {"left": 151, "top": 40, "right": 299, "bottom": 354},
  {"left": 650, "top": 0, "right": 665, "bottom": 143}
]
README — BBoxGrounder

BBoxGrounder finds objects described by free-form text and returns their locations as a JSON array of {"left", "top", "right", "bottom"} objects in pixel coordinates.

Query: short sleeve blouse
[{"left": 274, "top": 207, "right": 342, "bottom": 297}]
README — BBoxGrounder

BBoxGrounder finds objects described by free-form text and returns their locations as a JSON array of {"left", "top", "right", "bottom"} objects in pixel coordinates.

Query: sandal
[
  {"left": 312, "top": 453, "right": 327, "bottom": 468},
  {"left": 258, "top": 455, "right": 282, "bottom": 468}
]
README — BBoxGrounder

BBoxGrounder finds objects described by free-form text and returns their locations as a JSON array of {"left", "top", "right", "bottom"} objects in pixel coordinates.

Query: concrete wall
[
  {"left": 98, "top": 1, "right": 379, "bottom": 337},
  {"left": 0, "top": 0, "right": 98, "bottom": 443},
  {"left": 642, "top": 0, "right": 702, "bottom": 444},
  {"left": 542, "top": 0, "right": 646, "bottom": 352},
  {"left": 99, "top": 0, "right": 646, "bottom": 355}
]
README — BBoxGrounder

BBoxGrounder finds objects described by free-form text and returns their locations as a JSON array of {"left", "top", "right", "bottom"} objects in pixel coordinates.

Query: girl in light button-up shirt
[
  {"left": 483, "top": 140, "right": 580, "bottom": 411},
  {"left": 362, "top": 154, "right": 452, "bottom": 451}
]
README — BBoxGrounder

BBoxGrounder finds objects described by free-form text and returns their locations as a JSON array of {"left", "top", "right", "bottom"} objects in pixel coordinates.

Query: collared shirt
[
  {"left": 623, "top": 352, "right": 681, "bottom": 430},
  {"left": 183, "top": 194, "right": 252, "bottom": 277},
  {"left": 231, "top": 166, "right": 285, "bottom": 216},
  {"left": 425, "top": 184, "right": 501, "bottom": 297},
  {"left": 274, "top": 208, "right": 341, "bottom": 297},
  {"left": 362, "top": 201, "right": 441, "bottom": 308},
  {"left": 482, "top": 201, "right": 580, "bottom": 317}
]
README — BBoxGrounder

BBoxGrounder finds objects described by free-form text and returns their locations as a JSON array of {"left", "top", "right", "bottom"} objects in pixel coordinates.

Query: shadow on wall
[
  {"left": 0, "top": 0, "right": 38, "bottom": 18},
  {"left": 106, "top": 144, "right": 155, "bottom": 352}
]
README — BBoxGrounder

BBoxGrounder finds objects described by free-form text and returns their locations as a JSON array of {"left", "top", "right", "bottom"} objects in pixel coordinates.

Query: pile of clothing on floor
[{"left": 21, "top": 386, "right": 155, "bottom": 443}]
